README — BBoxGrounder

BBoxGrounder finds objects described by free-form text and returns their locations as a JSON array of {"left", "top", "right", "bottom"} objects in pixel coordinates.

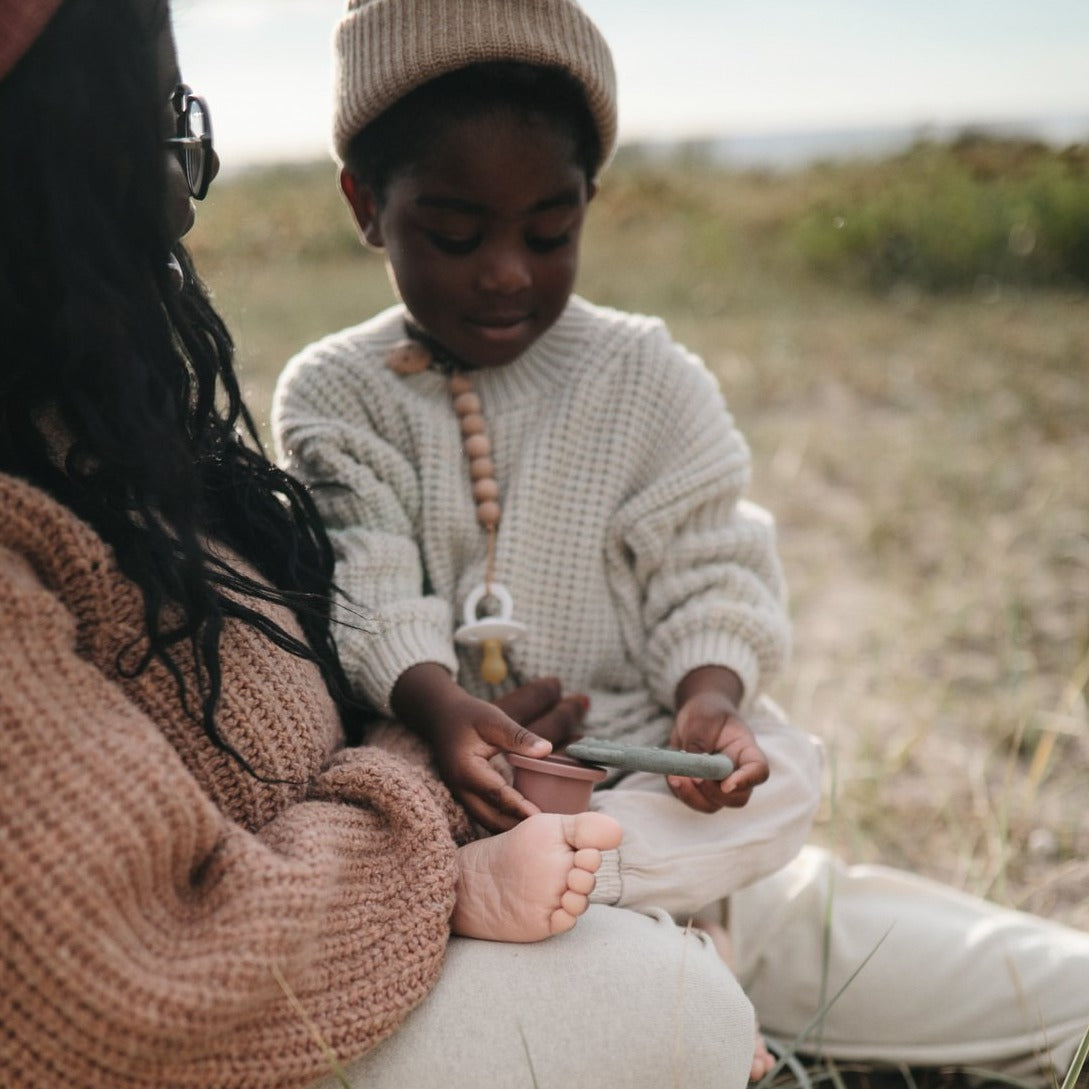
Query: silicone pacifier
[{"left": 453, "top": 582, "right": 526, "bottom": 685}]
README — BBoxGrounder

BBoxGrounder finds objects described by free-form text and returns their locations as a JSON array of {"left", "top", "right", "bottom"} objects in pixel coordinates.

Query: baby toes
[
  {"left": 561, "top": 888, "right": 589, "bottom": 917},
  {"left": 573, "top": 846, "right": 603, "bottom": 874},
  {"left": 564, "top": 811, "right": 623, "bottom": 853},
  {"left": 550, "top": 906, "right": 578, "bottom": 935},
  {"left": 566, "top": 867, "right": 596, "bottom": 896}
]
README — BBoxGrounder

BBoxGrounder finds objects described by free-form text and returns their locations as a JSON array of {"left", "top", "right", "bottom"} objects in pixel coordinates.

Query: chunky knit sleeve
[
  {"left": 0, "top": 542, "right": 459, "bottom": 1089},
  {"left": 273, "top": 325, "right": 459, "bottom": 713},
  {"left": 610, "top": 326, "right": 791, "bottom": 710}
]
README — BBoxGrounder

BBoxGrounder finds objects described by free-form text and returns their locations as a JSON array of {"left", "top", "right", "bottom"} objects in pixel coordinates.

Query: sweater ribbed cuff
[
  {"left": 347, "top": 619, "right": 459, "bottom": 715},
  {"left": 588, "top": 848, "right": 622, "bottom": 906},
  {"left": 653, "top": 634, "right": 762, "bottom": 714}
]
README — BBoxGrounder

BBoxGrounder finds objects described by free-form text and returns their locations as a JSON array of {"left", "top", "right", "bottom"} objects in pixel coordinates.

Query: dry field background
[{"left": 188, "top": 145, "right": 1089, "bottom": 935}]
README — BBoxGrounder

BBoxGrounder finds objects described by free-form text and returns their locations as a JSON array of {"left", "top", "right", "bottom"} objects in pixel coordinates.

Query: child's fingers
[
  {"left": 723, "top": 747, "right": 769, "bottom": 789},
  {"left": 465, "top": 800, "right": 522, "bottom": 833},
  {"left": 476, "top": 711, "right": 552, "bottom": 759},
  {"left": 460, "top": 766, "right": 542, "bottom": 832},
  {"left": 714, "top": 761, "right": 765, "bottom": 807},
  {"left": 493, "top": 676, "right": 562, "bottom": 724},
  {"left": 725, "top": 763, "right": 767, "bottom": 792},
  {"left": 669, "top": 769, "right": 760, "bottom": 812},
  {"left": 716, "top": 781, "right": 755, "bottom": 808},
  {"left": 666, "top": 775, "right": 720, "bottom": 813},
  {"left": 672, "top": 708, "right": 724, "bottom": 757},
  {"left": 493, "top": 680, "right": 588, "bottom": 748},
  {"left": 525, "top": 694, "right": 589, "bottom": 747}
]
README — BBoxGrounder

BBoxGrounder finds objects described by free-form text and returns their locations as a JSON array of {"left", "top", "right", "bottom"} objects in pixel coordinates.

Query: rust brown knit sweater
[{"left": 0, "top": 472, "right": 469, "bottom": 1088}]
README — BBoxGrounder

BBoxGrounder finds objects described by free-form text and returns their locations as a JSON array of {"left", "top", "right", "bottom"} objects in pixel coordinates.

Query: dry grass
[
  {"left": 696, "top": 286, "right": 1089, "bottom": 930},
  {"left": 188, "top": 152, "right": 1089, "bottom": 936}
]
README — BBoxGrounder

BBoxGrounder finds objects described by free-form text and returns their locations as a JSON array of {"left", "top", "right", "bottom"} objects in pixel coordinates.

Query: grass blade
[
  {"left": 754, "top": 927, "right": 893, "bottom": 1089},
  {"left": 270, "top": 963, "right": 351, "bottom": 1089},
  {"left": 1059, "top": 1023, "right": 1089, "bottom": 1089}
]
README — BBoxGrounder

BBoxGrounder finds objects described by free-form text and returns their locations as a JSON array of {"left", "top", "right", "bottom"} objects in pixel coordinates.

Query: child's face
[{"left": 343, "top": 110, "right": 593, "bottom": 369}]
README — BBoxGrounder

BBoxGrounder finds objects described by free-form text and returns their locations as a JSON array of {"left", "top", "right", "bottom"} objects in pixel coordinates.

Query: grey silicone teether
[{"left": 564, "top": 738, "right": 734, "bottom": 779}]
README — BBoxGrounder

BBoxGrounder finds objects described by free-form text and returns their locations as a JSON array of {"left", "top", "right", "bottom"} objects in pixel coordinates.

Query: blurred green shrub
[{"left": 792, "top": 136, "right": 1089, "bottom": 292}]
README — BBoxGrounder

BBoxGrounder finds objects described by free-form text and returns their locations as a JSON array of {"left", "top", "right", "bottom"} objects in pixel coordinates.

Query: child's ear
[{"left": 339, "top": 167, "right": 385, "bottom": 248}]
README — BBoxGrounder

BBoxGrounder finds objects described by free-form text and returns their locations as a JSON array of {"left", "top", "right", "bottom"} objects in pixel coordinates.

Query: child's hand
[
  {"left": 391, "top": 664, "right": 554, "bottom": 832},
  {"left": 493, "top": 676, "right": 589, "bottom": 748},
  {"left": 431, "top": 692, "right": 555, "bottom": 831},
  {"left": 667, "top": 667, "right": 769, "bottom": 813}
]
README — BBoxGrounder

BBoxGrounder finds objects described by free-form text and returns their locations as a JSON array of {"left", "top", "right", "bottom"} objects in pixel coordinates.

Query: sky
[{"left": 171, "top": 0, "right": 1089, "bottom": 171}]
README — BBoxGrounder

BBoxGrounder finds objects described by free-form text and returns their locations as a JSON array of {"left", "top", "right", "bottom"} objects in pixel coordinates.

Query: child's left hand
[{"left": 667, "top": 667, "right": 769, "bottom": 813}]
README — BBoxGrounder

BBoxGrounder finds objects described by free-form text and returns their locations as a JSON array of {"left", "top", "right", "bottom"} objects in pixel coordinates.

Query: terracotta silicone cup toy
[{"left": 507, "top": 753, "right": 608, "bottom": 814}]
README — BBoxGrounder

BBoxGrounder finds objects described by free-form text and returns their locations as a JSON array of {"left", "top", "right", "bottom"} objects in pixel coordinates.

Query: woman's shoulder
[
  {"left": 0, "top": 473, "right": 109, "bottom": 575},
  {"left": 0, "top": 474, "right": 121, "bottom": 653}
]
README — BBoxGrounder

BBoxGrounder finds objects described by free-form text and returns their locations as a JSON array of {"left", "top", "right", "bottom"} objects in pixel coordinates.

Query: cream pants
[
  {"left": 322, "top": 703, "right": 1087, "bottom": 1086},
  {"left": 587, "top": 700, "right": 1087, "bottom": 1083},
  {"left": 587, "top": 697, "right": 825, "bottom": 916},
  {"left": 731, "top": 845, "right": 1089, "bottom": 1084},
  {"left": 314, "top": 904, "right": 756, "bottom": 1089}
]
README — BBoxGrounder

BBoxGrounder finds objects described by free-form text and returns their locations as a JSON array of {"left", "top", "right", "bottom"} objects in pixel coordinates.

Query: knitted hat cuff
[
  {"left": 0, "top": 0, "right": 66, "bottom": 80},
  {"left": 332, "top": 0, "right": 617, "bottom": 171}
]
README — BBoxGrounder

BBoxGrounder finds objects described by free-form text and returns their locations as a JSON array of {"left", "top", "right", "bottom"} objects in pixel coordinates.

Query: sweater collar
[{"left": 400, "top": 296, "right": 599, "bottom": 410}]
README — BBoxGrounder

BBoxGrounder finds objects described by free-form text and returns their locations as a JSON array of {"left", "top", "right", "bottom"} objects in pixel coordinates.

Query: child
[
  {"left": 274, "top": 3, "right": 821, "bottom": 1074},
  {"left": 273, "top": 6, "right": 1089, "bottom": 1086}
]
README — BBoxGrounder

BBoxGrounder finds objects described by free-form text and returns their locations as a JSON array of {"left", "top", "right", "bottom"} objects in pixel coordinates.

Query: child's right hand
[{"left": 391, "top": 664, "right": 559, "bottom": 831}]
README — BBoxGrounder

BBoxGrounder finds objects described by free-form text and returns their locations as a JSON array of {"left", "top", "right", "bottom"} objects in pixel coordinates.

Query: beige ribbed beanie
[{"left": 332, "top": 0, "right": 617, "bottom": 169}]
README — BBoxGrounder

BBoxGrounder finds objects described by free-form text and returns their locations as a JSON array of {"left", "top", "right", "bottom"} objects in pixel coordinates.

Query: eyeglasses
[{"left": 163, "top": 84, "right": 214, "bottom": 200}]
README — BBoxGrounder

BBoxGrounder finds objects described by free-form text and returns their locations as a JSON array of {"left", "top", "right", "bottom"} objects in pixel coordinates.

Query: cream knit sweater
[
  {"left": 0, "top": 473, "right": 468, "bottom": 1089},
  {"left": 275, "top": 296, "right": 790, "bottom": 750}
]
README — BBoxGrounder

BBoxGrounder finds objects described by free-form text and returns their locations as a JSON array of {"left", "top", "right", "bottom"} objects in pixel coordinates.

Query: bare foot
[
  {"left": 698, "top": 920, "right": 775, "bottom": 1081},
  {"left": 748, "top": 1029, "right": 776, "bottom": 1082},
  {"left": 451, "top": 811, "right": 623, "bottom": 942}
]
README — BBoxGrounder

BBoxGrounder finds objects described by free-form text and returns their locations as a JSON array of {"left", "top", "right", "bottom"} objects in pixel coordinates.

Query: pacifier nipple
[{"left": 480, "top": 639, "right": 509, "bottom": 685}]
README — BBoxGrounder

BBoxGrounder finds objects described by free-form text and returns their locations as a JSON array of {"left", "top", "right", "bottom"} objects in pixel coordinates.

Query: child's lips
[{"left": 467, "top": 313, "right": 533, "bottom": 341}]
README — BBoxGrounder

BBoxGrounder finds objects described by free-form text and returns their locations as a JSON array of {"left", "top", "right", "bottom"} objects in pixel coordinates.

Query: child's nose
[{"left": 477, "top": 244, "right": 532, "bottom": 295}]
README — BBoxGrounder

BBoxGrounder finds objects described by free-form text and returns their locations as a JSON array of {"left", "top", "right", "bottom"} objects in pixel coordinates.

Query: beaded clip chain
[
  {"left": 449, "top": 373, "right": 500, "bottom": 589},
  {"left": 387, "top": 330, "right": 526, "bottom": 685}
]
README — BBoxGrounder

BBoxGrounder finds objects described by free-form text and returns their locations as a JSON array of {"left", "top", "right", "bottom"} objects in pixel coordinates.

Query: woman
[{"left": 0, "top": 2, "right": 756, "bottom": 1087}]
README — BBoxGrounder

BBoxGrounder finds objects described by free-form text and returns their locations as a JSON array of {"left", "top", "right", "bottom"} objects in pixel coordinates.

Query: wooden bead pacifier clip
[{"left": 388, "top": 328, "right": 526, "bottom": 686}]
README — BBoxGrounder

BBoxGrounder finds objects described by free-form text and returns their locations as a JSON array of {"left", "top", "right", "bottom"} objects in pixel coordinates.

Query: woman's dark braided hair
[{"left": 0, "top": 0, "right": 364, "bottom": 769}]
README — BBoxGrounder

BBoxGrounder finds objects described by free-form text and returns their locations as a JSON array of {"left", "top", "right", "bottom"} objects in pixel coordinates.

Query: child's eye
[
  {"left": 427, "top": 231, "right": 481, "bottom": 255},
  {"left": 527, "top": 233, "right": 571, "bottom": 254}
]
